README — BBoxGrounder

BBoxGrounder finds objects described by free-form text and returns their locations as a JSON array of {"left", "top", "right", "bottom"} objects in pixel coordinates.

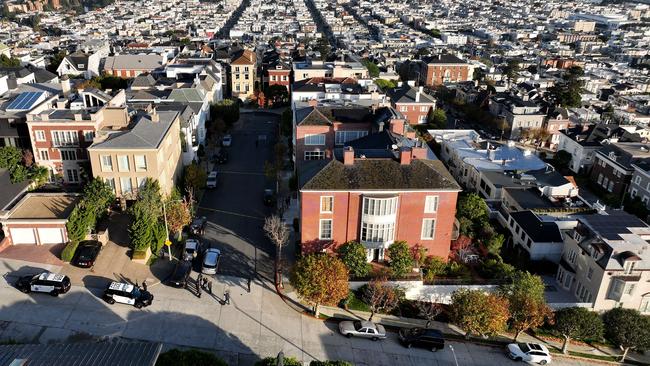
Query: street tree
[
  {"left": 457, "top": 193, "right": 488, "bottom": 222},
  {"left": 361, "top": 59, "right": 380, "bottom": 78},
  {"left": 166, "top": 197, "right": 192, "bottom": 240},
  {"left": 449, "top": 289, "right": 510, "bottom": 338},
  {"left": 553, "top": 307, "right": 604, "bottom": 354},
  {"left": 498, "top": 271, "right": 550, "bottom": 340},
  {"left": 427, "top": 108, "right": 447, "bottom": 129},
  {"left": 337, "top": 241, "right": 371, "bottom": 278},
  {"left": 290, "top": 254, "right": 349, "bottom": 318},
  {"left": 602, "top": 308, "right": 650, "bottom": 362},
  {"left": 183, "top": 162, "right": 207, "bottom": 194},
  {"left": 264, "top": 215, "right": 290, "bottom": 284},
  {"left": 416, "top": 295, "right": 444, "bottom": 328},
  {"left": 362, "top": 278, "right": 400, "bottom": 321},
  {"left": 387, "top": 241, "right": 414, "bottom": 278}
]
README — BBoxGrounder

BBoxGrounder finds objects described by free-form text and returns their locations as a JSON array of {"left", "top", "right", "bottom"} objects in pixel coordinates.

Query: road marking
[
  {"left": 217, "top": 170, "right": 265, "bottom": 176},
  {"left": 198, "top": 207, "right": 265, "bottom": 220}
]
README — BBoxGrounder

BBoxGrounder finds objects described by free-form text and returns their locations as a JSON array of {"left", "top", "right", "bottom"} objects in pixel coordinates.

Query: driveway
[{"left": 199, "top": 112, "right": 279, "bottom": 281}]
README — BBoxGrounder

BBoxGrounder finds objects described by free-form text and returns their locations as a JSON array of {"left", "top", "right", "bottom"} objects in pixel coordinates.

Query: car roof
[
  {"left": 37, "top": 272, "right": 67, "bottom": 282},
  {"left": 527, "top": 343, "right": 549, "bottom": 352},
  {"left": 208, "top": 171, "right": 218, "bottom": 178},
  {"left": 359, "top": 321, "right": 376, "bottom": 329},
  {"left": 108, "top": 282, "right": 134, "bottom": 292},
  {"left": 204, "top": 248, "right": 221, "bottom": 263},
  {"left": 185, "top": 239, "right": 199, "bottom": 248}
]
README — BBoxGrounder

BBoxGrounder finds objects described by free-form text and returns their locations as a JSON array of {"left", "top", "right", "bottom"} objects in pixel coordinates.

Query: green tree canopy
[
  {"left": 0, "top": 54, "right": 20, "bottom": 67},
  {"left": 449, "top": 289, "right": 510, "bottom": 338},
  {"left": 386, "top": 241, "right": 414, "bottom": 278},
  {"left": 337, "top": 241, "right": 371, "bottom": 278},
  {"left": 602, "top": 308, "right": 650, "bottom": 362},
  {"left": 427, "top": 108, "right": 447, "bottom": 129},
  {"left": 184, "top": 162, "right": 207, "bottom": 194},
  {"left": 374, "top": 79, "right": 397, "bottom": 90},
  {"left": 361, "top": 59, "right": 380, "bottom": 78},
  {"left": 553, "top": 307, "right": 604, "bottom": 354},
  {"left": 290, "top": 254, "right": 349, "bottom": 317},
  {"left": 499, "top": 272, "right": 552, "bottom": 340}
]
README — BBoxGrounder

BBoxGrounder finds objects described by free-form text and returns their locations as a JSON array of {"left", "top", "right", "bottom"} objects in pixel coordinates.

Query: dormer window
[
  {"left": 623, "top": 261, "right": 636, "bottom": 275},
  {"left": 608, "top": 151, "right": 617, "bottom": 161}
]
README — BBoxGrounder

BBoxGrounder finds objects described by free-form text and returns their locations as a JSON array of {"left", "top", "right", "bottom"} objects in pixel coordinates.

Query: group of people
[{"left": 196, "top": 273, "right": 230, "bottom": 305}]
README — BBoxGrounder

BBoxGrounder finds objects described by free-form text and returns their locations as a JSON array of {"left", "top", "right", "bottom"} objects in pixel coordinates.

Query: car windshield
[
  {"left": 409, "top": 328, "right": 424, "bottom": 336},
  {"left": 518, "top": 343, "right": 531, "bottom": 353}
]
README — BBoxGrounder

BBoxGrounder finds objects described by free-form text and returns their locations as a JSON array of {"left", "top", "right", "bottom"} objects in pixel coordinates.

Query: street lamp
[{"left": 449, "top": 345, "right": 459, "bottom": 366}]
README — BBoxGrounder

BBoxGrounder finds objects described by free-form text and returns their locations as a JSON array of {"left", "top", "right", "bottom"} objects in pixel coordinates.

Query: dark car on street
[
  {"left": 263, "top": 189, "right": 275, "bottom": 206},
  {"left": 190, "top": 216, "right": 207, "bottom": 236},
  {"left": 398, "top": 327, "right": 445, "bottom": 351},
  {"left": 166, "top": 260, "right": 192, "bottom": 288},
  {"left": 72, "top": 240, "right": 102, "bottom": 268},
  {"left": 213, "top": 150, "right": 229, "bottom": 164}
]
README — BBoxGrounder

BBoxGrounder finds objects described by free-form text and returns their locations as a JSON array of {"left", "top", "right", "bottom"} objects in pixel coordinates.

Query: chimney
[
  {"left": 415, "top": 88, "right": 421, "bottom": 103},
  {"left": 400, "top": 147, "right": 412, "bottom": 165},
  {"left": 151, "top": 108, "right": 160, "bottom": 123},
  {"left": 412, "top": 142, "right": 428, "bottom": 160},
  {"left": 308, "top": 99, "right": 318, "bottom": 107},
  {"left": 390, "top": 119, "right": 405, "bottom": 136},
  {"left": 343, "top": 146, "right": 355, "bottom": 165},
  {"left": 61, "top": 76, "right": 71, "bottom": 97}
]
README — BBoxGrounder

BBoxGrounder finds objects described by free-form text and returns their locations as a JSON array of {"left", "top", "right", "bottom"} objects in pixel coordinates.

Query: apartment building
[
  {"left": 26, "top": 89, "right": 128, "bottom": 184},
  {"left": 292, "top": 59, "right": 369, "bottom": 82},
  {"left": 299, "top": 144, "right": 461, "bottom": 261},
  {"left": 87, "top": 110, "right": 182, "bottom": 199},
  {"left": 629, "top": 163, "right": 650, "bottom": 208},
  {"left": 556, "top": 211, "right": 650, "bottom": 312},
  {"left": 387, "top": 85, "right": 436, "bottom": 125},
  {"left": 230, "top": 49, "right": 257, "bottom": 101},
  {"left": 489, "top": 93, "right": 545, "bottom": 140},
  {"left": 291, "top": 77, "right": 385, "bottom": 107},
  {"left": 423, "top": 54, "right": 472, "bottom": 86},
  {"left": 589, "top": 142, "right": 650, "bottom": 198},
  {"left": 103, "top": 54, "right": 166, "bottom": 78}
]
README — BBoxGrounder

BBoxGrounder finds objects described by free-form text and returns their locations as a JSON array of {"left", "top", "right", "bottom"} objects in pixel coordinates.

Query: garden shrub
[
  {"left": 255, "top": 356, "right": 302, "bottom": 366},
  {"left": 155, "top": 349, "right": 227, "bottom": 366},
  {"left": 60, "top": 241, "right": 79, "bottom": 262}
]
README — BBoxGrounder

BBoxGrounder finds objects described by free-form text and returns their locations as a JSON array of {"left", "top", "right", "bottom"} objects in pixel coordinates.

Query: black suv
[
  {"left": 166, "top": 260, "right": 192, "bottom": 288},
  {"left": 398, "top": 327, "right": 445, "bottom": 351},
  {"left": 15, "top": 272, "right": 71, "bottom": 296}
]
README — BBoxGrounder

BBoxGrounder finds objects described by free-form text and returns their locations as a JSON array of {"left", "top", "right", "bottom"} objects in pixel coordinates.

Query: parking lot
[{"left": 198, "top": 112, "right": 279, "bottom": 281}]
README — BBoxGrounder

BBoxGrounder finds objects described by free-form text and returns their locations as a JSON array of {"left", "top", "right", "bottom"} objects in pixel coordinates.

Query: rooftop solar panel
[{"left": 6, "top": 91, "right": 44, "bottom": 111}]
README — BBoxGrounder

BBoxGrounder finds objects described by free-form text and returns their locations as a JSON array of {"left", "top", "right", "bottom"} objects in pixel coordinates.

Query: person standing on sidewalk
[{"left": 224, "top": 288, "right": 230, "bottom": 305}]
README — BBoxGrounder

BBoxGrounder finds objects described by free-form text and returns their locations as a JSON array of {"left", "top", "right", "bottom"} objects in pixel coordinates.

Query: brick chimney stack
[
  {"left": 390, "top": 119, "right": 405, "bottom": 136},
  {"left": 343, "top": 146, "right": 355, "bottom": 165},
  {"left": 308, "top": 99, "right": 318, "bottom": 107},
  {"left": 400, "top": 147, "right": 412, "bottom": 165}
]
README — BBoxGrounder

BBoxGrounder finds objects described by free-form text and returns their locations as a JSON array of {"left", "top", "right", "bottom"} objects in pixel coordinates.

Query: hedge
[{"left": 60, "top": 241, "right": 79, "bottom": 262}]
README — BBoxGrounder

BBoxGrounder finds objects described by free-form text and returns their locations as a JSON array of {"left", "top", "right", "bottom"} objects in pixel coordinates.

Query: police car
[
  {"left": 15, "top": 272, "right": 71, "bottom": 296},
  {"left": 102, "top": 282, "right": 153, "bottom": 308}
]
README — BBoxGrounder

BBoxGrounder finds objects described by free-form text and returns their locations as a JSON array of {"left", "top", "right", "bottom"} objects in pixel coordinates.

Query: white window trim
[
  {"left": 117, "top": 155, "right": 130, "bottom": 172},
  {"left": 100, "top": 155, "right": 113, "bottom": 172},
  {"left": 318, "top": 219, "right": 332, "bottom": 240},
  {"left": 35, "top": 130, "right": 46, "bottom": 142},
  {"left": 424, "top": 195, "right": 439, "bottom": 213},
  {"left": 134, "top": 155, "right": 147, "bottom": 172},
  {"left": 320, "top": 196, "right": 333, "bottom": 213},
  {"left": 304, "top": 133, "right": 326, "bottom": 146},
  {"left": 421, "top": 218, "right": 436, "bottom": 240}
]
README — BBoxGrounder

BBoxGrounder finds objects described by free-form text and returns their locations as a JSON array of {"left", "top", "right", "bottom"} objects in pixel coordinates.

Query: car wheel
[
  {"left": 515, "top": 357, "right": 522, "bottom": 362},
  {"left": 135, "top": 302, "right": 143, "bottom": 309},
  {"left": 371, "top": 337, "right": 378, "bottom": 342},
  {"left": 105, "top": 298, "right": 115, "bottom": 305},
  {"left": 539, "top": 361, "right": 547, "bottom": 365},
  {"left": 50, "top": 291, "right": 59, "bottom": 297},
  {"left": 346, "top": 333, "right": 352, "bottom": 338}
]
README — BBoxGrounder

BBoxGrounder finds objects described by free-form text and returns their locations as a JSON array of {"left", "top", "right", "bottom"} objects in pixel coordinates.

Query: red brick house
[
  {"left": 266, "top": 60, "right": 291, "bottom": 92},
  {"left": 545, "top": 107, "right": 571, "bottom": 149},
  {"left": 387, "top": 86, "right": 436, "bottom": 125},
  {"left": 293, "top": 105, "right": 410, "bottom": 169},
  {"left": 423, "top": 54, "right": 472, "bottom": 86},
  {"left": 299, "top": 144, "right": 461, "bottom": 261}
]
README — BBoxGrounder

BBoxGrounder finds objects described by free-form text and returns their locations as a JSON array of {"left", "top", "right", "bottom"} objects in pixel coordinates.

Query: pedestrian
[
  {"left": 142, "top": 280, "right": 148, "bottom": 292},
  {"left": 224, "top": 289, "right": 230, "bottom": 305},
  {"left": 207, "top": 280, "right": 212, "bottom": 295},
  {"left": 247, "top": 277, "right": 252, "bottom": 293}
]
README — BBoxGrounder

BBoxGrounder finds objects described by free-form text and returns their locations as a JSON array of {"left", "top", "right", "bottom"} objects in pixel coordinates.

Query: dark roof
[
  {"left": 0, "top": 342, "right": 162, "bottom": 366},
  {"left": 528, "top": 168, "right": 571, "bottom": 187},
  {"left": 580, "top": 210, "right": 649, "bottom": 241},
  {"left": 596, "top": 142, "right": 650, "bottom": 170},
  {"left": 90, "top": 111, "right": 178, "bottom": 149},
  {"left": 423, "top": 54, "right": 467, "bottom": 65},
  {"left": 130, "top": 74, "right": 157, "bottom": 88},
  {"left": 295, "top": 106, "right": 401, "bottom": 127},
  {"left": 301, "top": 158, "right": 460, "bottom": 191},
  {"left": 66, "top": 51, "right": 89, "bottom": 68},
  {"left": 561, "top": 124, "right": 642, "bottom": 147},
  {"left": 504, "top": 187, "right": 555, "bottom": 210},
  {"left": 26, "top": 65, "right": 58, "bottom": 83},
  {"left": 510, "top": 210, "right": 563, "bottom": 242},
  {"left": 387, "top": 86, "right": 435, "bottom": 104}
]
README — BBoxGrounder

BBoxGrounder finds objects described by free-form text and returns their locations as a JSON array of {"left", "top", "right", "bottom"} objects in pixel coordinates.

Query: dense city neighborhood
[{"left": 0, "top": 0, "right": 650, "bottom": 364}]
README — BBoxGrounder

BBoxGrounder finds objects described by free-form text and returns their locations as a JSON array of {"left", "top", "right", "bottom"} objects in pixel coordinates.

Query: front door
[{"left": 372, "top": 249, "right": 380, "bottom": 262}]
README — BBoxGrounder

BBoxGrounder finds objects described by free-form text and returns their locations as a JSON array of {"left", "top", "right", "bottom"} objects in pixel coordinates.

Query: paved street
[
  {"left": 199, "top": 111, "right": 279, "bottom": 281},
  {"left": 0, "top": 257, "right": 597, "bottom": 366}
]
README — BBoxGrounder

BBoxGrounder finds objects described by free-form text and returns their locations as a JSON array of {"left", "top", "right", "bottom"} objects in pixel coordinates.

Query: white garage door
[
  {"left": 10, "top": 228, "right": 36, "bottom": 245},
  {"left": 37, "top": 228, "right": 64, "bottom": 244}
]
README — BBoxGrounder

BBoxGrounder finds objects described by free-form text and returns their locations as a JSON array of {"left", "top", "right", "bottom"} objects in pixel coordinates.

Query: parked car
[
  {"left": 338, "top": 320, "right": 386, "bottom": 341},
  {"left": 183, "top": 239, "right": 202, "bottom": 261},
  {"left": 214, "top": 150, "right": 229, "bottom": 164},
  {"left": 206, "top": 171, "right": 218, "bottom": 189},
  {"left": 166, "top": 260, "right": 192, "bottom": 288},
  {"left": 201, "top": 248, "right": 221, "bottom": 274},
  {"left": 398, "top": 327, "right": 445, "bottom": 351},
  {"left": 103, "top": 282, "right": 153, "bottom": 308},
  {"left": 190, "top": 217, "right": 207, "bottom": 236},
  {"left": 15, "top": 272, "right": 71, "bottom": 296},
  {"left": 221, "top": 134, "right": 232, "bottom": 147},
  {"left": 506, "top": 343, "right": 552, "bottom": 365},
  {"left": 263, "top": 189, "right": 275, "bottom": 206},
  {"left": 71, "top": 240, "right": 102, "bottom": 268}
]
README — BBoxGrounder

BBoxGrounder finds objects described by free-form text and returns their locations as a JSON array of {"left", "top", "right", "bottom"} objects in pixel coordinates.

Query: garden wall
[{"left": 349, "top": 280, "right": 499, "bottom": 304}]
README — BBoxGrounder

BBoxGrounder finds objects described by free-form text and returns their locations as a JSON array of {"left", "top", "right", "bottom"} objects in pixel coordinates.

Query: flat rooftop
[{"left": 8, "top": 193, "right": 80, "bottom": 220}]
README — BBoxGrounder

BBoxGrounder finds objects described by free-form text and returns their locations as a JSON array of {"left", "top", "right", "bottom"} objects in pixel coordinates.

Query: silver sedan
[{"left": 338, "top": 320, "right": 387, "bottom": 341}]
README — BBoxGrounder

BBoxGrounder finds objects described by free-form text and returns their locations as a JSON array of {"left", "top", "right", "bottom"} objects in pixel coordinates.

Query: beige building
[
  {"left": 556, "top": 211, "right": 650, "bottom": 313},
  {"left": 573, "top": 20, "right": 596, "bottom": 33},
  {"left": 231, "top": 50, "right": 257, "bottom": 101},
  {"left": 87, "top": 110, "right": 182, "bottom": 199}
]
